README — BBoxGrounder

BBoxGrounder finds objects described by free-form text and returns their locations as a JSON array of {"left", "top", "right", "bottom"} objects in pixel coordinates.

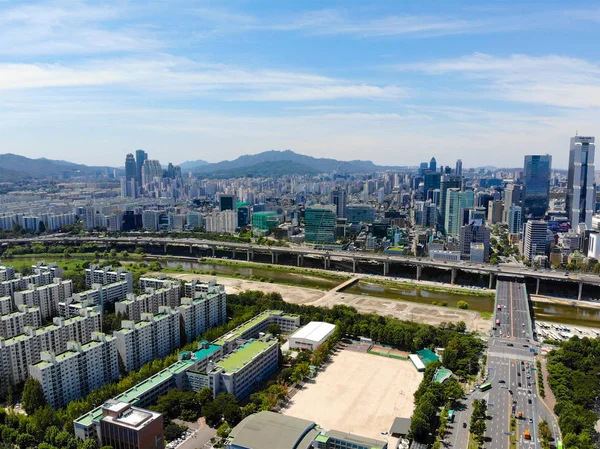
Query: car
[
  {"left": 518, "top": 382, "right": 522, "bottom": 387},
  {"left": 499, "top": 380, "right": 506, "bottom": 384},
  {"left": 523, "top": 344, "right": 529, "bottom": 348},
  {"left": 517, "top": 372, "right": 521, "bottom": 376},
  {"left": 522, "top": 323, "right": 525, "bottom": 326},
  {"left": 528, "top": 390, "right": 532, "bottom": 394},
  {"left": 463, "top": 422, "right": 467, "bottom": 428},
  {"left": 528, "top": 398, "right": 532, "bottom": 404},
  {"left": 529, "top": 418, "right": 533, "bottom": 423},
  {"left": 507, "top": 343, "right": 514, "bottom": 347}
]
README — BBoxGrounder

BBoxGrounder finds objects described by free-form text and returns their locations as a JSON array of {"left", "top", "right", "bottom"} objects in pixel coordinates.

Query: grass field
[{"left": 282, "top": 349, "right": 422, "bottom": 440}]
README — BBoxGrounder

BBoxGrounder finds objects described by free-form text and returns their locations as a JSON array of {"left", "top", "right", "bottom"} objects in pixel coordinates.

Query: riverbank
[{"left": 159, "top": 272, "right": 492, "bottom": 333}]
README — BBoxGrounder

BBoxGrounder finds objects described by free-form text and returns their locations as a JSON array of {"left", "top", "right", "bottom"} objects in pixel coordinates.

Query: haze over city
[{"left": 1, "top": 0, "right": 600, "bottom": 167}]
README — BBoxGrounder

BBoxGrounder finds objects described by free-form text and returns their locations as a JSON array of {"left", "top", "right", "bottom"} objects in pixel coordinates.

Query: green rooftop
[
  {"left": 215, "top": 339, "right": 276, "bottom": 374},
  {"left": 214, "top": 310, "right": 296, "bottom": 345},
  {"left": 315, "top": 434, "right": 330, "bottom": 443}
]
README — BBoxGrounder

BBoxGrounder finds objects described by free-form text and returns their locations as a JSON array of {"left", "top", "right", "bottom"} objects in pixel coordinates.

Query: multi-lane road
[{"left": 448, "top": 278, "right": 560, "bottom": 449}]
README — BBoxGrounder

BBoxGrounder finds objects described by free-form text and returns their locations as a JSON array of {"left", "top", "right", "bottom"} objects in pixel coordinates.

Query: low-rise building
[
  {"left": 429, "top": 250, "right": 461, "bottom": 262},
  {"left": 288, "top": 321, "right": 336, "bottom": 351},
  {"left": 100, "top": 401, "right": 164, "bottom": 449}
]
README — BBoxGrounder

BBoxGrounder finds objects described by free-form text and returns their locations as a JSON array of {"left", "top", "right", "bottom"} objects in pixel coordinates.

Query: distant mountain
[
  {"left": 0, "top": 154, "right": 114, "bottom": 179},
  {"left": 0, "top": 167, "right": 31, "bottom": 182},
  {"left": 201, "top": 160, "right": 319, "bottom": 179},
  {"left": 179, "top": 159, "right": 210, "bottom": 170},
  {"left": 193, "top": 150, "right": 399, "bottom": 175}
]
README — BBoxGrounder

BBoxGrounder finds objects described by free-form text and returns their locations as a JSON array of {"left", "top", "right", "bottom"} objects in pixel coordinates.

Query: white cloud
[
  {"left": 393, "top": 53, "right": 600, "bottom": 109},
  {"left": 0, "top": 57, "right": 402, "bottom": 102},
  {"left": 0, "top": 1, "right": 159, "bottom": 55}
]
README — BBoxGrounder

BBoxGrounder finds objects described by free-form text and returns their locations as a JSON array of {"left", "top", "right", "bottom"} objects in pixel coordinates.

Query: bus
[
  {"left": 557, "top": 440, "right": 563, "bottom": 449},
  {"left": 448, "top": 410, "right": 455, "bottom": 423},
  {"left": 479, "top": 382, "right": 492, "bottom": 392}
]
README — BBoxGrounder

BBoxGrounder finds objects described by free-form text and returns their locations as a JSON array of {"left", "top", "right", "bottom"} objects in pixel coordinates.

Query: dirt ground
[
  {"left": 162, "top": 273, "right": 491, "bottom": 332},
  {"left": 281, "top": 349, "right": 422, "bottom": 440}
]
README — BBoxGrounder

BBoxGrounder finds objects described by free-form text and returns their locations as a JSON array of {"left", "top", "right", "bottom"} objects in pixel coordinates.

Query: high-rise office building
[
  {"left": 523, "top": 155, "right": 552, "bottom": 220},
  {"left": 141, "top": 160, "right": 162, "bottom": 185},
  {"left": 523, "top": 220, "right": 548, "bottom": 261},
  {"left": 429, "top": 157, "right": 437, "bottom": 173},
  {"left": 219, "top": 194, "right": 236, "bottom": 211},
  {"left": 135, "top": 150, "right": 147, "bottom": 185},
  {"left": 439, "top": 174, "right": 462, "bottom": 224},
  {"left": 455, "top": 159, "right": 463, "bottom": 177},
  {"left": 508, "top": 206, "right": 523, "bottom": 235},
  {"left": 567, "top": 136, "right": 596, "bottom": 227},
  {"left": 305, "top": 207, "right": 336, "bottom": 244},
  {"left": 445, "top": 189, "right": 474, "bottom": 236},
  {"left": 503, "top": 183, "right": 521, "bottom": 222},
  {"left": 125, "top": 154, "right": 136, "bottom": 182},
  {"left": 330, "top": 187, "right": 347, "bottom": 218}
]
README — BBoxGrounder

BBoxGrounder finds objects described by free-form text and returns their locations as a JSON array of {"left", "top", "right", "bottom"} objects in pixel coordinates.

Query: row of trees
[
  {"left": 469, "top": 399, "right": 487, "bottom": 447},
  {"left": 410, "top": 361, "right": 465, "bottom": 443},
  {"left": 546, "top": 336, "right": 599, "bottom": 449}
]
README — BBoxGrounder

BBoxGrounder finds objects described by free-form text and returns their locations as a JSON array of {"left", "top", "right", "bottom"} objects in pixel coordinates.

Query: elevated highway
[{"left": 2, "top": 235, "right": 598, "bottom": 299}]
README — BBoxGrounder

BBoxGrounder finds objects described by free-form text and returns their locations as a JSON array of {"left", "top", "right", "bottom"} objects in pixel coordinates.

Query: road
[
  {"left": 447, "top": 278, "right": 560, "bottom": 449},
  {"left": 4, "top": 234, "right": 600, "bottom": 287}
]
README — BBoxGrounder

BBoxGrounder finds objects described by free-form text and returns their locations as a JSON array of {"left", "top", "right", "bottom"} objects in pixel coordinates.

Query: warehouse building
[{"left": 288, "top": 321, "right": 336, "bottom": 351}]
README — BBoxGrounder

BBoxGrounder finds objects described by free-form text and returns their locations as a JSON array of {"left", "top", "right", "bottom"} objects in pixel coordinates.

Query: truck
[
  {"left": 448, "top": 410, "right": 455, "bottom": 423},
  {"left": 517, "top": 412, "right": 523, "bottom": 419},
  {"left": 524, "top": 430, "right": 531, "bottom": 440},
  {"left": 497, "top": 305, "right": 502, "bottom": 310}
]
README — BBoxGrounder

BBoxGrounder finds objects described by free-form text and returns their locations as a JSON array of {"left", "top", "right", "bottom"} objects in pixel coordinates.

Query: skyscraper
[
  {"left": 330, "top": 187, "right": 347, "bottom": 218},
  {"left": 523, "top": 155, "right": 552, "bottom": 220},
  {"left": 125, "top": 154, "right": 136, "bottom": 181},
  {"left": 567, "top": 136, "right": 596, "bottom": 228},
  {"left": 439, "top": 174, "right": 461, "bottom": 224},
  {"left": 455, "top": 159, "right": 463, "bottom": 177},
  {"left": 445, "top": 188, "right": 474, "bottom": 236},
  {"left": 523, "top": 220, "right": 548, "bottom": 262},
  {"left": 135, "top": 150, "right": 147, "bottom": 185},
  {"left": 503, "top": 183, "right": 521, "bottom": 222},
  {"left": 429, "top": 157, "right": 437, "bottom": 173}
]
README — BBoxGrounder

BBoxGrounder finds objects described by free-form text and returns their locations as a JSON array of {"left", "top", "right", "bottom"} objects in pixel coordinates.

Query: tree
[
  {"left": 164, "top": 423, "right": 186, "bottom": 442},
  {"left": 217, "top": 422, "right": 231, "bottom": 439},
  {"left": 223, "top": 402, "right": 241, "bottom": 426},
  {"left": 37, "top": 221, "right": 46, "bottom": 234},
  {"left": 457, "top": 300, "right": 469, "bottom": 310},
  {"left": 80, "top": 439, "right": 99, "bottom": 449},
  {"left": 266, "top": 324, "right": 281, "bottom": 335},
  {"left": 22, "top": 378, "right": 46, "bottom": 415},
  {"left": 197, "top": 387, "right": 213, "bottom": 406},
  {"left": 470, "top": 419, "right": 486, "bottom": 443}
]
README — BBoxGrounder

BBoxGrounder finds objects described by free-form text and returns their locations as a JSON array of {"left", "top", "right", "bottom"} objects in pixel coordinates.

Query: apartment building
[
  {"left": 13, "top": 279, "right": 73, "bottom": 320},
  {"left": 0, "top": 271, "right": 55, "bottom": 298},
  {"left": 31, "top": 262, "right": 64, "bottom": 279},
  {"left": 0, "top": 266, "right": 15, "bottom": 282},
  {"left": 29, "top": 333, "right": 119, "bottom": 409},
  {"left": 114, "top": 308, "right": 181, "bottom": 373},
  {"left": 0, "top": 296, "right": 11, "bottom": 315},
  {"left": 0, "top": 305, "right": 42, "bottom": 339},
  {"left": 85, "top": 265, "right": 133, "bottom": 293},
  {"left": 115, "top": 286, "right": 181, "bottom": 322},
  {"left": 0, "top": 308, "right": 101, "bottom": 396},
  {"left": 74, "top": 310, "right": 300, "bottom": 445},
  {"left": 178, "top": 284, "right": 226, "bottom": 345},
  {"left": 59, "top": 281, "right": 130, "bottom": 314},
  {"left": 139, "top": 277, "right": 181, "bottom": 294}
]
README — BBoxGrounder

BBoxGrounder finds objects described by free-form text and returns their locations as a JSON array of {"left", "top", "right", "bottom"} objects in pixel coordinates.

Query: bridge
[{"left": 2, "top": 235, "right": 598, "bottom": 299}]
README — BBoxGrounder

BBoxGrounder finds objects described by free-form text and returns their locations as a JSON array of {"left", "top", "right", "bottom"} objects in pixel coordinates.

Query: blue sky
[{"left": 1, "top": 0, "right": 599, "bottom": 168}]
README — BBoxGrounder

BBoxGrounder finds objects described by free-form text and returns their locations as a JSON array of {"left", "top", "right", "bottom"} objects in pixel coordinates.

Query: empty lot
[{"left": 281, "top": 349, "right": 422, "bottom": 440}]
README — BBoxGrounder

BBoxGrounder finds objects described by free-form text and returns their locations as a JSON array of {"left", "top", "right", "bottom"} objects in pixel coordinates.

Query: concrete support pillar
[
  {"left": 189, "top": 245, "right": 193, "bottom": 255},
  {"left": 247, "top": 249, "right": 252, "bottom": 262},
  {"left": 488, "top": 273, "right": 494, "bottom": 289},
  {"left": 416, "top": 265, "right": 422, "bottom": 281},
  {"left": 297, "top": 254, "right": 303, "bottom": 267},
  {"left": 323, "top": 256, "right": 330, "bottom": 269},
  {"left": 352, "top": 259, "right": 356, "bottom": 273},
  {"left": 272, "top": 252, "right": 275, "bottom": 264},
  {"left": 578, "top": 281, "right": 583, "bottom": 301},
  {"left": 232, "top": 248, "right": 236, "bottom": 259},
  {"left": 383, "top": 261, "right": 389, "bottom": 277},
  {"left": 451, "top": 267, "right": 457, "bottom": 285},
  {"left": 536, "top": 278, "right": 540, "bottom": 295},
  {"left": 210, "top": 246, "right": 215, "bottom": 257},
  {"left": 164, "top": 243, "right": 168, "bottom": 253}
]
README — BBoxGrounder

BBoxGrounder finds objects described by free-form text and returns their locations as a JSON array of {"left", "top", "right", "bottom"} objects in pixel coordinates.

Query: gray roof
[
  {"left": 390, "top": 417, "right": 411, "bottom": 436},
  {"left": 325, "top": 429, "right": 387, "bottom": 449},
  {"left": 228, "top": 411, "right": 316, "bottom": 449}
]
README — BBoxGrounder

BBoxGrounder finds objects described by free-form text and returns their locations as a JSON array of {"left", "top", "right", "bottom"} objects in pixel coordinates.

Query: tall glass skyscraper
[
  {"left": 135, "top": 149, "right": 147, "bottom": 184},
  {"left": 522, "top": 155, "right": 552, "bottom": 220},
  {"left": 567, "top": 136, "right": 595, "bottom": 227},
  {"left": 125, "top": 153, "right": 136, "bottom": 181}
]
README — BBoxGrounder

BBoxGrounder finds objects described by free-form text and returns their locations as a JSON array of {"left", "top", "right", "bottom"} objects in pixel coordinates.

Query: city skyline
[{"left": 1, "top": 0, "right": 600, "bottom": 167}]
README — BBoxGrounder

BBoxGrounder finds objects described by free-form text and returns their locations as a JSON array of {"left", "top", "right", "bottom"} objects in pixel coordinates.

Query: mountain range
[
  {"left": 0, "top": 154, "right": 113, "bottom": 181},
  {"left": 185, "top": 150, "right": 403, "bottom": 176}
]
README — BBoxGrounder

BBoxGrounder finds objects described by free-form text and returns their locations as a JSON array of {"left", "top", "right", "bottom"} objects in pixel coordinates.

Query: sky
[{"left": 1, "top": 0, "right": 600, "bottom": 169}]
